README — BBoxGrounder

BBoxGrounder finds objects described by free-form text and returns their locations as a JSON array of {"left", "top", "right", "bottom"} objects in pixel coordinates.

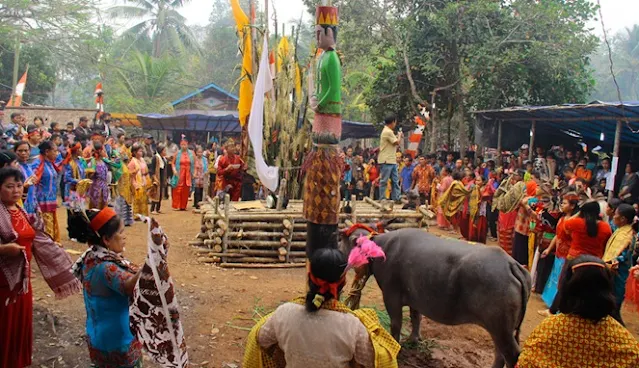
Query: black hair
[
  {"left": 452, "top": 171, "right": 464, "bottom": 181},
  {"left": 616, "top": 204, "right": 636, "bottom": 225},
  {"left": 441, "top": 166, "right": 450, "bottom": 174},
  {"left": 10, "top": 112, "right": 21, "bottom": 120},
  {"left": 38, "top": 140, "right": 55, "bottom": 155},
  {"left": 384, "top": 115, "right": 397, "bottom": 125},
  {"left": 305, "top": 248, "right": 347, "bottom": 312},
  {"left": 531, "top": 170, "right": 541, "bottom": 179},
  {"left": 156, "top": 143, "right": 166, "bottom": 154},
  {"left": 51, "top": 133, "right": 61, "bottom": 142},
  {"left": 81, "top": 209, "right": 122, "bottom": 246},
  {"left": 66, "top": 121, "right": 74, "bottom": 127},
  {"left": 0, "top": 167, "right": 25, "bottom": 186},
  {"left": 557, "top": 255, "right": 615, "bottom": 322},
  {"left": 116, "top": 132, "right": 126, "bottom": 139},
  {"left": 580, "top": 201, "right": 601, "bottom": 237},
  {"left": 607, "top": 198, "right": 622, "bottom": 212},
  {"left": 13, "top": 141, "right": 29, "bottom": 152},
  {"left": 131, "top": 143, "right": 143, "bottom": 156},
  {"left": 50, "top": 121, "right": 59, "bottom": 129},
  {"left": 0, "top": 151, "right": 18, "bottom": 168},
  {"left": 563, "top": 166, "right": 574, "bottom": 173},
  {"left": 93, "top": 141, "right": 104, "bottom": 152}
]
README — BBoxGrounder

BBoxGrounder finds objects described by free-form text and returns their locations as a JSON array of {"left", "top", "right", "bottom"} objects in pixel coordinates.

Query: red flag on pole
[{"left": 7, "top": 68, "right": 28, "bottom": 107}]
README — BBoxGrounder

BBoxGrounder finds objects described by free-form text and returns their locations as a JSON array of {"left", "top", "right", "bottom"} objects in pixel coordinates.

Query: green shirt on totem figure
[{"left": 315, "top": 49, "right": 342, "bottom": 115}]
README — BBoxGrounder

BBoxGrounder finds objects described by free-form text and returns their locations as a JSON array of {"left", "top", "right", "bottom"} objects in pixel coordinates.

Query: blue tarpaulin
[
  {"left": 474, "top": 101, "right": 639, "bottom": 147},
  {"left": 137, "top": 113, "right": 380, "bottom": 140}
]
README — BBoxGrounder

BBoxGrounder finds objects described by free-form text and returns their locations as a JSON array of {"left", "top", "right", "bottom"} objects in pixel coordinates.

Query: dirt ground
[{"left": 30, "top": 201, "right": 639, "bottom": 368}]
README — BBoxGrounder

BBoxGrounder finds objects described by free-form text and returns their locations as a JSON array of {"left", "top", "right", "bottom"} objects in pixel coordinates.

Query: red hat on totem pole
[{"left": 316, "top": 6, "right": 338, "bottom": 26}]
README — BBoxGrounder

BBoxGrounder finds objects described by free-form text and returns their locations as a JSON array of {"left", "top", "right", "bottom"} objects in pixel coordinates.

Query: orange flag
[
  {"left": 7, "top": 68, "right": 28, "bottom": 107},
  {"left": 230, "top": 0, "right": 253, "bottom": 127}
]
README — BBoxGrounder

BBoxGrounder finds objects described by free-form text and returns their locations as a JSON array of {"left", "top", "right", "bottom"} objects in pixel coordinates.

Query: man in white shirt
[{"left": 378, "top": 115, "right": 403, "bottom": 202}]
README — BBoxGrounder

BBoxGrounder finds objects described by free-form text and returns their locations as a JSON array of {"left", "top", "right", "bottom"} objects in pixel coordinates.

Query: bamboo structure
[{"left": 189, "top": 196, "right": 433, "bottom": 267}]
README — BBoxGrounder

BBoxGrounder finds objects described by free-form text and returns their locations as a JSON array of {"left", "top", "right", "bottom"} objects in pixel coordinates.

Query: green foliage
[
  {"left": 0, "top": 41, "right": 57, "bottom": 105},
  {"left": 108, "top": 0, "right": 201, "bottom": 58},
  {"left": 591, "top": 25, "right": 639, "bottom": 101},
  {"left": 331, "top": 0, "right": 599, "bottom": 150}
]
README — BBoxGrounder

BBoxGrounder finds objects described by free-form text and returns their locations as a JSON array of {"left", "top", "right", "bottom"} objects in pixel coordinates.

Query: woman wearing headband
[
  {"left": 32, "top": 141, "right": 66, "bottom": 242},
  {"left": 517, "top": 256, "right": 639, "bottom": 367},
  {"left": 244, "top": 248, "right": 400, "bottom": 367},
  {"left": 13, "top": 142, "right": 38, "bottom": 214},
  {"left": 72, "top": 207, "right": 143, "bottom": 368}
]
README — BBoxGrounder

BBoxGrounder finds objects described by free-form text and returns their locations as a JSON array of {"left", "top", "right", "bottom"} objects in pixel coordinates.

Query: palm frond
[{"left": 107, "top": 5, "right": 149, "bottom": 19}]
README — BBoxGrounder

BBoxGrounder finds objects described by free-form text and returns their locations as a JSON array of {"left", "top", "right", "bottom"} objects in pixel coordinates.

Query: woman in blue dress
[
  {"left": 13, "top": 142, "right": 38, "bottom": 214},
  {"left": 72, "top": 207, "right": 143, "bottom": 367},
  {"left": 32, "top": 141, "right": 63, "bottom": 242}
]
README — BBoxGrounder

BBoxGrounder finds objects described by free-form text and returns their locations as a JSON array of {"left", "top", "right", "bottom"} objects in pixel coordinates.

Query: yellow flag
[
  {"left": 277, "top": 36, "right": 290, "bottom": 72},
  {"left": 230, "top": 0, "right": 253, "bottom": 127},
  {"left": 295, "top": 63, "right": 302, "bottom": 103}
]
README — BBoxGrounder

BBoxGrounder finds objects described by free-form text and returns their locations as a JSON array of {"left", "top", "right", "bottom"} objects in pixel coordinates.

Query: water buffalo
[{"left": 340, "top": 227, "right": 531, "bottom": 368}]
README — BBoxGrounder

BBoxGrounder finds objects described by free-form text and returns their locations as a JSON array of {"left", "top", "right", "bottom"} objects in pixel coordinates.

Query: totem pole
[{"left": 303, "top": 4, "right": 343, "bottom": 257}]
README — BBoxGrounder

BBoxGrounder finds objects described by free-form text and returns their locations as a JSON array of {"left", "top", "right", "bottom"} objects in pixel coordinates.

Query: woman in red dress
[
  {"left": 0, "top": 167, "right": 80, "bottom": 367},
  {"left": 169, "top": 139, "right": 195, "bottom": 210},
  {"left": 217, "top": 139, "right": 246, "bottom": 201}
]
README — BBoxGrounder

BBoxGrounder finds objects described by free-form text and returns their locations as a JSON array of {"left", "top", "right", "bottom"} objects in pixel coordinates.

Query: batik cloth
[
  {"left": 244, "top": 297, "right": 400, "bottom": 368},
  {"left": 72, "top": 246, "right": 142, "bottom": 368},
  {"left": 63, "top": 158, "right": 87, "bottom": 203},
  {"left": 438, "top": 180, "right": 471, "bottom": 219},
  {"left": 128, "top": 158, "right": 150, "bottom": 217},
  {"left": 17, "top": 161, "right": 38, "bottom": 214},
  {"left": 130, "top": 219, "right": 189, "bottom": 368},
  {"left": 517, "top": 314, "right": 639, "bottom": 368}
]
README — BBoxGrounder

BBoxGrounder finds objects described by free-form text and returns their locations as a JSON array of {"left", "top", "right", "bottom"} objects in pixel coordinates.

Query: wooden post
[
  {"left": 222, "top": 194, "right": 230, "bottom": 263},
  {"left": 430, "top": 92, "right": 437, "bottom": 153},
  {"left": 285, "top": 218, "right": 294, "bottom": 262},
  {"left": 528, "top": 120, "right": 536, "bottom": 161},
  {"left": 497, "top": 120, "right": 503, "bottom": 164},
  {"left": 276, "top": 178, "right": 287, "bottom": 211},
  {"left": 350, "top": 194, "right": 357, "bottom": 224},
  {"left": 609, "top": 120, "right": 623, "bottom": 201}
]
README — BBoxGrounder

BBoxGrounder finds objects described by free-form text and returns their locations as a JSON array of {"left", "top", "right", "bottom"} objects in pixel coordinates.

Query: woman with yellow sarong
[
  {"left": 244, "top": 248, "right": 400, "bottom": 368},
  {"left": 603, "top": 204, "right": 637, "bottom": 326},
  {"left": 517, "top": 256, "right": 639, "bottom": 368},
  {"left": 127, "top": 144, "right": 150, "bottom": 219}
]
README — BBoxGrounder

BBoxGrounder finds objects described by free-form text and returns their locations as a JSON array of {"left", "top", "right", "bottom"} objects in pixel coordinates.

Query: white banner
[{"left": 248, "top": 37, "right": 279, "bottom": 192}]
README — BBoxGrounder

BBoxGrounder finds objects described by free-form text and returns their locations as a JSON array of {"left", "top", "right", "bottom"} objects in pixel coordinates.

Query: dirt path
[{"left": 30, "top": 201, "right": 639, "bottom": 368}]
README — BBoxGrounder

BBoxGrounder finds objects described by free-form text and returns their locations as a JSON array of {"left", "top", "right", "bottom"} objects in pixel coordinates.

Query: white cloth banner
[{"left": 248, "top": 37, "right": 279, "bottom": 192}]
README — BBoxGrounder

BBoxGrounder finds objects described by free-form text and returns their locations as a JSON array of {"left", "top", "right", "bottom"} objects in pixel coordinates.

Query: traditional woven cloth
[
  {"left": 438, "top": 180, "right": 471, "bottom": 219},
  {"left": 302, "top": 148, "right": 343, "bottom": 224},
  {"left": 0, "top": 202, "right": 80, "bottom": 303},
  {"left": 494, "top": 180, "right": 526, "bottom": 214},
  {"left": 603, "top": 224, "right": 634, "bottom": 263},
  {"left": 517, "top": 314, "right": 639, "bottom": 368},
  {"left": 130, "top": 218, "right": 189, "bottom": 368},
  {"left": 243, "top": 297, "right": 400, "bottom": 368}
]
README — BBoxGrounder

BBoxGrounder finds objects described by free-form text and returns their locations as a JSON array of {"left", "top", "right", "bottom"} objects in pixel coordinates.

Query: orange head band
[
  {"left": 572, "top": 262, "right": 606, "bottom": 271},
  {"left": 90, "top": 207, "right": 117, "bottom": 233}
]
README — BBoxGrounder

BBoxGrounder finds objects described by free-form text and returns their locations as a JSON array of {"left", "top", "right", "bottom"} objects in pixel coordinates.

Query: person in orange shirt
[
  {"left": 574, "top": 158, "right": 593, "bottom": 184},
  {"left": 563, "top": 200, "right": 612, "bottom": 260},
  {"left": 411, "top": 155, "right": 435, "bottom": 205}
]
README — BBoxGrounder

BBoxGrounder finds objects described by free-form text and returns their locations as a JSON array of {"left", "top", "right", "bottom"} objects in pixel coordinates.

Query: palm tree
[{"left": 108, "top": 0, "right": 201, "bottom": 57}]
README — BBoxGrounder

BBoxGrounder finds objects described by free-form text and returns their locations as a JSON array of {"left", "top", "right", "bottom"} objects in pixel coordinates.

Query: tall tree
[
  {"left": 0, "top": 41, "right": 57, "bottom": 105},
  {"left": 108, "top": 0, "right": 201, "bottom": 57}
]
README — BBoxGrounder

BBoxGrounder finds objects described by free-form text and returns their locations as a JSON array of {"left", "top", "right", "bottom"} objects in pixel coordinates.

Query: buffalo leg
[
  {"left": 383, "top": 292, "right": 404, "bottom": 341},
  {"left": 408, "top": 307, "right": 421, "bottom": 343},
  {"left": 489, "top": 329, "right": 520, "bottom": 368}
]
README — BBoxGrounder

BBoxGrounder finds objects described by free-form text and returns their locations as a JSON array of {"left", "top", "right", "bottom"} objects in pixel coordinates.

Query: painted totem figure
[{"left": 303, "top": 5, "right": 343, "bottom": 257}]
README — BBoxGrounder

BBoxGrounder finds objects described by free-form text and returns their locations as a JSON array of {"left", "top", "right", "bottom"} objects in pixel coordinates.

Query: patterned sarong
[{"left": 130, "top": 219, "right": 189, "bottom": 367}]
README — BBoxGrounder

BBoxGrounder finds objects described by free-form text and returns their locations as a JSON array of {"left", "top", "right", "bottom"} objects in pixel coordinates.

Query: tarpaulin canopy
[
  {"left": 342, "top": 120, "right": 379, "bottom": 140},
  {"left": 137, "top": 112, "right": 380, "bottom": 140},
  {"left": 111, "top": 113, "right": 141, "bottom": 127},
  {"left": 137, "top": 113, "right": 241, "bottom": 133},
  {"left": 473, "top": 101, "right": 639, "bottom": 147}
]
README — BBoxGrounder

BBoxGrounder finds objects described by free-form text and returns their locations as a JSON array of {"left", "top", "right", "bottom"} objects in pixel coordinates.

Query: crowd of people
[
  {"left": 2, "top": 110, "right": 639, "bottom": 367},
  {"left": 0, "top": 112, "right": 254, "bottom": 367}
]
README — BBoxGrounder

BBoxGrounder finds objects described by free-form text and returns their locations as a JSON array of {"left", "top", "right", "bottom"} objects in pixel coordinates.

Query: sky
[{"left": 102, "top": 0, "right": 639, "bottom": 36}]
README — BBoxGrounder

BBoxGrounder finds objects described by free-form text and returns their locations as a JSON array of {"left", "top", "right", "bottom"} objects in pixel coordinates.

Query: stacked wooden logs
[{"left": 189, "top": 195, "right": 433, "bottom": 268}]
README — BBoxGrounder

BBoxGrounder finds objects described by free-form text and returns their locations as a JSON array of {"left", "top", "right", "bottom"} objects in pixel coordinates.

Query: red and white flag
[
  {"left": 406, "top": 116, "right": 427, "bottom": 158},
  {"left": 7, "top": 68, "right": 28, "bottom": 107}
]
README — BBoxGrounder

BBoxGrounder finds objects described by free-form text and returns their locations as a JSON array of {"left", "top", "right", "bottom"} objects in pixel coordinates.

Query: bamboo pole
[
  {"left": 230, "top": 231, "right": 286, "bottom": 238},
  {"left": 351, "top": 194, "right": 357, "bottom": 224},
  {"left": 286, "top": 219, "right": 294, "bottom": 262},
  {"left": 222, "top": 194, "right": 230, "bottom": 262},
  {"left": 364, "top": 197, "right": 392, "bottom": 212},
  {"left": 219, "top": 263, "right": 306, "bottom": 269}
]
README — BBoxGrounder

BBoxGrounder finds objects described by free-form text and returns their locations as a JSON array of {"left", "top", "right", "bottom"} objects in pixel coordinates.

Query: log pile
[{"left": 189, "top": 195, "right": 433, "bottom": 268}]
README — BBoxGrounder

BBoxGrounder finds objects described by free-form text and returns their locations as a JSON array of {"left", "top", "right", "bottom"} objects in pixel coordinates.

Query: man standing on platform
[
  {"left": 303, "top": 4, "right": 344, "bottom": 257},
  {"left": 378, "top": 115, "right": 403, "bottom": 202}
]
